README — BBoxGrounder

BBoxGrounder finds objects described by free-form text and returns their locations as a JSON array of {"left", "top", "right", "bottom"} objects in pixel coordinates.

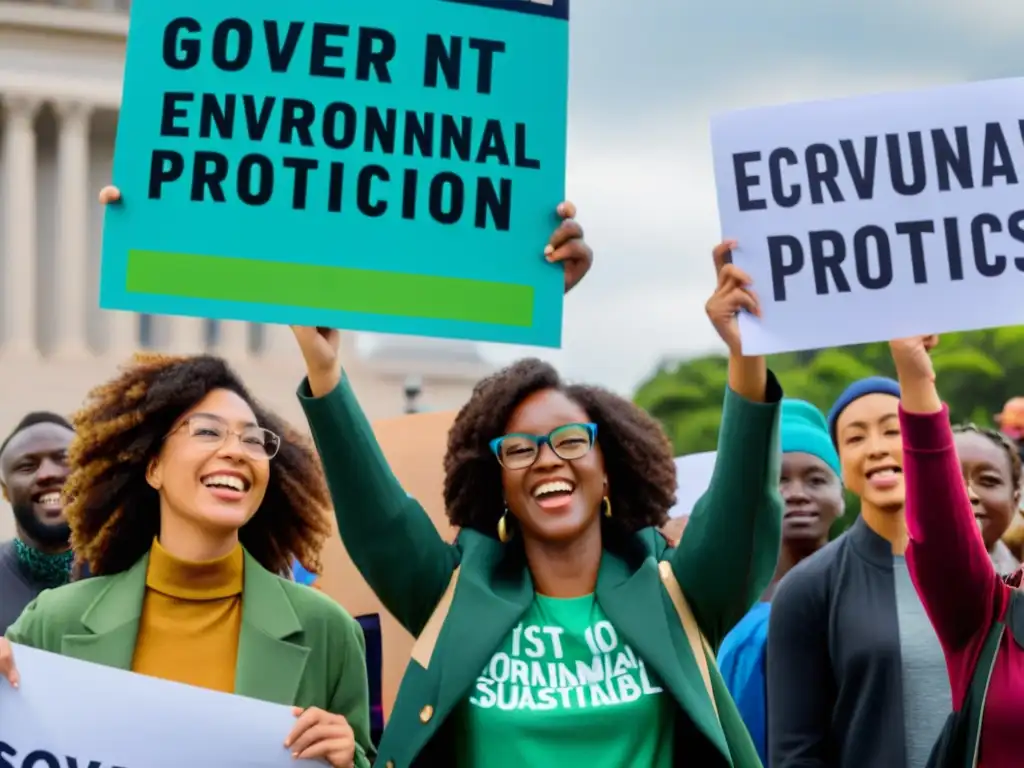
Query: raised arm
[
  {"left": 767, "top": 564, "right": 835, "bottom": 767},
  {"left": 891, "top": 336, "right": 1001, "bottom": 659},
  {"left": 293, "top": 326, "right": 457, "bottom": 637},
  {"left": 671, "top": 242, "right": 784, "bottom": 647}
]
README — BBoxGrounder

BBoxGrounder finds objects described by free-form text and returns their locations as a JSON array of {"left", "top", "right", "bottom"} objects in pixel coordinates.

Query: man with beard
[{"left": 0, "top": 412, "right": 76, "bottom": 634}]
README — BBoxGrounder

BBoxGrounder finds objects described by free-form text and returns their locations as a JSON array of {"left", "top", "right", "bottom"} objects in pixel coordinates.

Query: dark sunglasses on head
[{"left": 489, "top": 423, "right": 597, "bottom": 470}]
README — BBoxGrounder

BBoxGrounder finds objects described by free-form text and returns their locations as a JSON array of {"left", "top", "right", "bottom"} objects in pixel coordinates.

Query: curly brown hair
[
  {"left": 443, "top": 358, "right": 677, "bottom": 538},
  {"left": 64, "top": 353, "right": 331, "bottom": 577}
]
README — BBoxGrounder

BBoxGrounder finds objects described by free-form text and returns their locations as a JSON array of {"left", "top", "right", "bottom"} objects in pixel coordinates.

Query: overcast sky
[{"left": 372, "top": 0, "right": 1021, "bottom": 395}]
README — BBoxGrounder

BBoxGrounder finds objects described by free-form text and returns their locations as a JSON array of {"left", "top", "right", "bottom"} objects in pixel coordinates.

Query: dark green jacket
[
  {"left": 6, "top": 548, "right": 374, "bottom": 767},
  {"left": 299, "top": 373, "right": 783, "bottom": 768}
]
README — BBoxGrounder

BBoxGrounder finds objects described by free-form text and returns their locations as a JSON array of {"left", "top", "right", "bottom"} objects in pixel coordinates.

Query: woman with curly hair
[
  {"left": 0, "top": 353, "right": 374, "bottom": 768},
  {"left": 293, "top": 240, "right": 783, "bottom": 768}
]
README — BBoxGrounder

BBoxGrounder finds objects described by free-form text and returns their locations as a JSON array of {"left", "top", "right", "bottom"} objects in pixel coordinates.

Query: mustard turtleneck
[{"left": 131, "top": 538, "right": 244, "bottom": 693}]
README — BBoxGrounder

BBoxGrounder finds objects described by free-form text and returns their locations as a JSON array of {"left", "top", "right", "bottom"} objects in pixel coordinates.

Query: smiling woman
[
  {"left": 293, "top": 240, "right": 785, "bottom": 768},
  {"left": 768, "top": 375, "right": 954, "bottom": 768},
  {"left": 0, "top": 353, "right": 375, "bottom": 768},
  {"left": 952, "top": 424, "right": 1022, "bottom": 574}
]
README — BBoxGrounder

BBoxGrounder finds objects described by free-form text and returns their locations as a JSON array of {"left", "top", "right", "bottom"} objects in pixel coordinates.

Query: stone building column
[
  {"left": 261, "top": 323, "right": 295, "bottom": 358},
  {"left": 1, "top": 95, "right": 41, "bottom": 356},
  {"left": 53, "top": 100, "right": 93, "bottom": 356},
  {"left": 216, "top": 321, "right": 250, "bottom": 359},
  {"left": 165, "top": 315, "right": 209, "bottom": 354}
]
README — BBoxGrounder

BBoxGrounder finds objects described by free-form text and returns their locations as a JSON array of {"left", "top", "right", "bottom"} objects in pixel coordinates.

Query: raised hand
[
  {"left": 890, "top": 335, "right": 941, "bottom": 414},
  {"left": 291, "top": 326, "right": 343, "bottom": 397},
  {"left": 705, "top": 240, "right": 760, "bottom": 356},
  {"left": 889, "top": 335, "right": 939, "bottom": 383},
  {"left": 546, "top": 201, "right": 592, "bottom": 293}
]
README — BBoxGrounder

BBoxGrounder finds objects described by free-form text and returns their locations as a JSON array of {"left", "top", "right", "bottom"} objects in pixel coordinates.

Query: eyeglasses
[
  {"left": 170, "top": 415, "right": 281, "bottom": 460},
  {"left": 489, "top": 423, "right": 597, "bottom": 470}
]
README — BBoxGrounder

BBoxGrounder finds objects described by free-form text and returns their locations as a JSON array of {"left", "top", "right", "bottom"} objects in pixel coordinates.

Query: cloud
[
  {"left": 926, "top": 1, "right": 1024, "bottom": 39},
  {"left": 565, "top": 0, "right": 982, "bottom": 115}
]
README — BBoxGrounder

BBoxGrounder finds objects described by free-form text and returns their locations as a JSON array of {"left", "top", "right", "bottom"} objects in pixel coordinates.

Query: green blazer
[
  {"left": 6, "top": 548, "right": 375, "bottom": 768},
  {"left": 299, "top": 374, "right": 783, "bottom": 768}
]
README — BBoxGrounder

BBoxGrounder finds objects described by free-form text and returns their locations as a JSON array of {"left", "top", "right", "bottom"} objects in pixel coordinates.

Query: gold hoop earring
[
  {"left": 498, "top": 511, "right": 512, "bottom": 543},
  {"left": 602, "top": 496, "right": 612, "bottom": 518}
]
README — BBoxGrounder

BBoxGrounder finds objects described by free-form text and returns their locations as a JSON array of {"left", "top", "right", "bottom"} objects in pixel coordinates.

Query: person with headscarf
[
  {"left": 716, "top": 398, "right": 844, "bottom": 765},
  {"left": 768, "top": 376, "right": 951, "bottom": 768}
]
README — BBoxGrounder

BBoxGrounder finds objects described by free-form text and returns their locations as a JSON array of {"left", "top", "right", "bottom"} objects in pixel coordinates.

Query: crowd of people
[{"left": 1, "top": 189, "right": 1024, "bottom": 768}]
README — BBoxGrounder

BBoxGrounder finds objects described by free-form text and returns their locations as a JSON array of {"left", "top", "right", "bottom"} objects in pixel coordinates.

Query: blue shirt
[
  {"left": 291, "top": 559, "right": 317, "bottom": 586},
  {"left": 717, "top": 601, "right": 771, "bottom": 766}
]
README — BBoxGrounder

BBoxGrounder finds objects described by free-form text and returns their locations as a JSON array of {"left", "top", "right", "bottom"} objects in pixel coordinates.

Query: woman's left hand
[
  {"left": 285, "top": 707, "right": 355, "bottom": 766},
  {"left": 546, "top": 201, "right": 592, "bottom": 293}
]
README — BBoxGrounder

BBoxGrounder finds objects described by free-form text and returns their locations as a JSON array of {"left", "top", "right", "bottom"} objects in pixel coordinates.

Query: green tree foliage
[{"left": 634, "top": 328, "right": 1023, "bottom": 537}]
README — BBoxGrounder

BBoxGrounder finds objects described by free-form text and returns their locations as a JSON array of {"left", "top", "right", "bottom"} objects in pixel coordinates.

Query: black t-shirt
[{"left": 0, "top": 539, "right": 48, "bottom": 636}]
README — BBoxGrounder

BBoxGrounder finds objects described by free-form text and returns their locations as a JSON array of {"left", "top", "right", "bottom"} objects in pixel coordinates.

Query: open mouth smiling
[
  {"left": 530, "top": 479, "right": 577, "bottom": 511},
  {"left": 865, "top": 466, "right": 902, "bottom": 480},
  {"left": 531, "top": 479, "right": 575, "bottom": 500},
  {"left": 200, "top": 472, "right": 251, "bottom": 493},
  {"left": 33, "top": 490, "right": 63, "bottom": 512}
]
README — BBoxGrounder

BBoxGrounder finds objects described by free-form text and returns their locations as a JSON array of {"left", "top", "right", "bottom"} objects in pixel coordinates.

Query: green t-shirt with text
[{"left": 455, "top": 593, "right": 675, "bottom": 766}]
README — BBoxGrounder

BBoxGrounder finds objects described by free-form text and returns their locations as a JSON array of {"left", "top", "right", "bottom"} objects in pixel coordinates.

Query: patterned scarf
[{"left": 13, "top": 538, "right": 74, "bottom": 588}]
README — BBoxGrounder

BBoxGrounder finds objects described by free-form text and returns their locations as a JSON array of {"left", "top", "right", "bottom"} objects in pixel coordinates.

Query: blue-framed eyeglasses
[{"left": 489, "top": 423, "right": 598, "bottom": 470}]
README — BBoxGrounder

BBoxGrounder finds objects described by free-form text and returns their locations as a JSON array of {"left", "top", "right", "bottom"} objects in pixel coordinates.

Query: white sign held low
[
  {"left": 0, "top": 644, "right": 319, "bottom": 768},
  {"left": 711, "top": 76, "right": 1024, "bottom": 355},
  {"left": 669, "top": 451, "right": 717, "bottom": 519}
]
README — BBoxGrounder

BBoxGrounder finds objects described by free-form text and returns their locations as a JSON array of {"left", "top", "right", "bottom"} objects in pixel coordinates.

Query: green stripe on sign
[{"left": 125, "top": 250, "right": 534, "bottom": 327}]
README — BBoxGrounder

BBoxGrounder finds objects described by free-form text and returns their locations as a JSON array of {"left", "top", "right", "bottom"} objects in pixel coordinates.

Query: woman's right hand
[
  {"left": 292, "top": 326, "right": 343, "bottom": 397},
  {"left": 0, "top": 638, "right": 19, "bottom": 688},
  {"left": 705, "top": 240, "right": 768, "bottom": 402}
]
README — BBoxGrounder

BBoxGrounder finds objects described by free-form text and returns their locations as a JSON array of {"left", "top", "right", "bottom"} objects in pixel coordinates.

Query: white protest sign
[
  {"left": 711, "top": 76, "right": 1024, "bottom": 355},
  {"left": 0, "top": 644, "right": 319, "bottom": 768},
  {"left": 669, "top": 451, "right": 717, "bottom": 518}
]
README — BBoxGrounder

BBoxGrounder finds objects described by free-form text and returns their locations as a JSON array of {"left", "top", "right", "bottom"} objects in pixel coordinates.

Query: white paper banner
[
  {"left": 669, "top": 451, "right": 717, "bottom": 518},
  {"left": 712, "top": 76, "right": 1024, "bottom": 355},
  {"left": 0, "top": 644, "right": 319, "bottom": 768}
]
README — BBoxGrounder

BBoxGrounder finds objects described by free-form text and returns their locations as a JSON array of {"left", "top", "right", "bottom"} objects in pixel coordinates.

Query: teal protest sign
[{"left": 100, "top": 0, "right": 569, "bottom": 346}]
